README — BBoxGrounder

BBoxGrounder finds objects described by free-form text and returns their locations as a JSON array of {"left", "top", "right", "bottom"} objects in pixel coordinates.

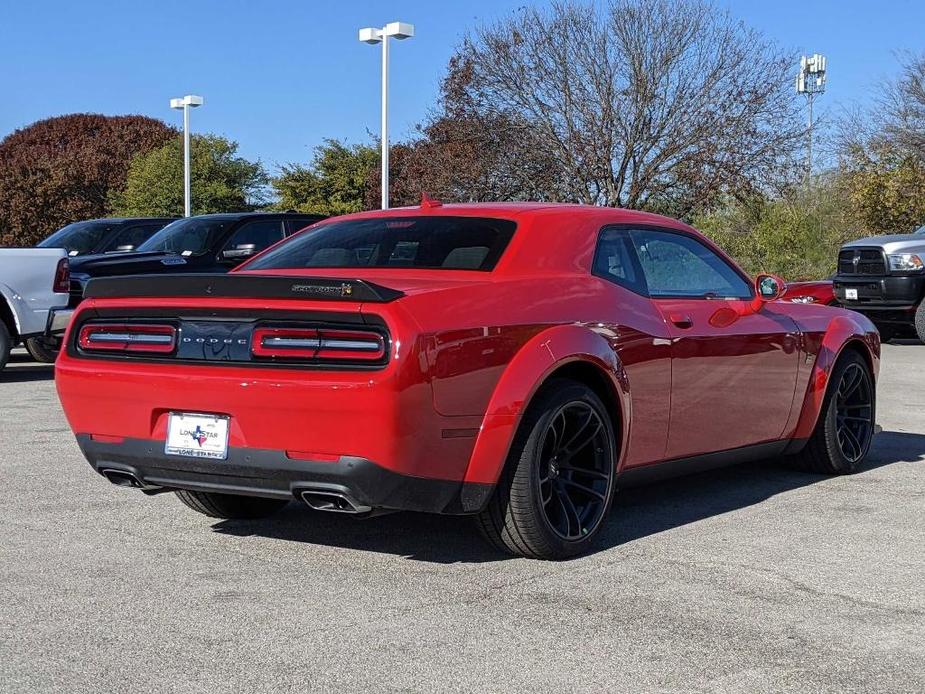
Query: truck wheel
[
  {"left": 25, "top": 336, "right": 60, "bottom": 363},
  {"left": 0, "top": 321, "right": 10, "bottom": 371},
  {"left": 915, "top": 301, "right": 925, "bottom": 344},
  {"left": 476, "top": 379, "right": 617, "bottom": 560},
  {"left": 175, "top": 490, "right": 288, "bottom": 519},
  {"left": 789, "top": 351, "right": 875, "bottom": 474}
]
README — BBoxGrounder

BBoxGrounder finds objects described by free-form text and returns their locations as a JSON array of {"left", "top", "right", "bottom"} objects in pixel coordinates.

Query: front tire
[
  {"left": 476, "top": 379, "right": 617, "bottom": 560},
  {"left": 789, "top": 350, "right": 875, "bottom": 474},
  {"left": 175, "top": 490, "right": 288, "bottom": 519},
  {"left": 915, "top": 301, "right": 925, "bottom": 343},
  {"left": 25, "top": 336, "right": 60, "bottom": 363}
]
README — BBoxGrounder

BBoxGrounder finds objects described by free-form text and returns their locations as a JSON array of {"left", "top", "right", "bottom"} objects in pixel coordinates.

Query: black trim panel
[
  {"left": 76, "top": 435, "right": 493, "bottom": 514},
  {"left": 617, "top": 440, "right": 790, "bottom": 487},
  {"left": 84, "top": 273, "right": 405, "bottom": 303}
]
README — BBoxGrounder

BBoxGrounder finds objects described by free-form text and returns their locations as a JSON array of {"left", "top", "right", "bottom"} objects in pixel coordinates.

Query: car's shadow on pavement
[
  {"left": 0, "top": 353, "right": 54, "bottom": 383},
  {"left": 211, "top": 430, "right": 925, "bottom": 564}
]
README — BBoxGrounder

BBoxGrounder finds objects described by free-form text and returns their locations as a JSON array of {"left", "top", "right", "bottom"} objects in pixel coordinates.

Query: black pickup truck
[
  {"left": 832, "top": 227, "right": 925, "bottom": 342},
  {"left": 26, "top": 212, "right": 324, "bottom": 362},
  {"left": 67, "top": 211, "right": 324, "bottom": 307}
]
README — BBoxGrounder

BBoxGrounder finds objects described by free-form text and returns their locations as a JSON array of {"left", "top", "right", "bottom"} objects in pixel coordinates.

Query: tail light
[
  {"left": 251, "top": 327, "right": 386, "bottom": 362},
  {"left": 53, "top": 258, "right": 70, "bottom": 294},
  {"left": 78, "top": 323, "right": 177, "bottom": 354}
]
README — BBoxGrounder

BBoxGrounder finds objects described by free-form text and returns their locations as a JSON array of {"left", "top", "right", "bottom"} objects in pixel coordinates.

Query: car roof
[{"left": 332, "top": 201, "right": 691, "bottom": 226}]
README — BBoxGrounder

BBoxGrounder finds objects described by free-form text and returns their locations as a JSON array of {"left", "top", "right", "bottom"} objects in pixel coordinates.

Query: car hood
[
  {"left": 842, "top": 234, "right": 925, "bottom": 255},
  {"left": 69, "top": 251, "right": 193, "bottom": 276}
]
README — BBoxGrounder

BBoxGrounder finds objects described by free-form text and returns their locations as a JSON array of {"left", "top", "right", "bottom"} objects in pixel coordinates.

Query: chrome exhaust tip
[
  {"left": 100, "top": 468, "right": 146, "bottom": 488},
  {"left": 298, "top": 489, "right": 371, "bottom": 514}
]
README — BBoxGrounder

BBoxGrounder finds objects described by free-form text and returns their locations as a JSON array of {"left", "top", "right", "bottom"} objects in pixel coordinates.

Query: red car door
[{"left": 626, "top": 228, "right": 801, "bottom": 459}]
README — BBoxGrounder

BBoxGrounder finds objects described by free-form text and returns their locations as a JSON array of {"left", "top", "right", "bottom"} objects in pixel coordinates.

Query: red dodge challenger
[{"left": 55, "top": 203, "right": 879, "bottom": 559}]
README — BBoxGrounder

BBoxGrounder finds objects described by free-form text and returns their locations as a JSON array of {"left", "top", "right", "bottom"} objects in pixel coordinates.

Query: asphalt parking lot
[{"left": 1, "top": 344, "right": 923, "bottom": 693}]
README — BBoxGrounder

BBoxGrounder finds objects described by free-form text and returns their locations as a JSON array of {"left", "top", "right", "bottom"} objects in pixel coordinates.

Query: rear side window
[
  {"left": 247, "top": 216, "right": 516, "bottom": 271},
  {"left": 593, "top": 228, "right": 647, "bottom": 294},
  {"left": 287, "top": 218, "right": 323, "bottom": 235}
]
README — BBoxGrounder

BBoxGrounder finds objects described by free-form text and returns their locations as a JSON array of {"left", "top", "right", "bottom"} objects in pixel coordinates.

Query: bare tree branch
[{"left": 421, "top": 0, "right": 803, "bottom": 215}]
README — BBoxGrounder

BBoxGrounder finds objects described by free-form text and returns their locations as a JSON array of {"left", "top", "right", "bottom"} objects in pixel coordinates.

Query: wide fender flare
[
  {"left": 791, "top": 314, "right": 880, "bottom": 440},
  {"left": 0, "top": 281, "right": 25, "bottom": 336},
  {"left": 463, "top": 324, "right": 631, "bottom": 485}
]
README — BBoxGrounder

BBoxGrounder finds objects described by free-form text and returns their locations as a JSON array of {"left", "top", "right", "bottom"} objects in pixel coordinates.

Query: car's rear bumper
[
  {"left": 76, "top": 435, "right": 493, "bottom": 514},
  {"left": 45, "top": 307, "right": 73, "bottom": 335}
]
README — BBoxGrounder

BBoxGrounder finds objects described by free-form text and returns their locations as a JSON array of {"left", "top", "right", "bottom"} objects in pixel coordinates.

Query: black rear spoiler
[{"left": 83, "top": 274, "right": 404, "bottom": 303}]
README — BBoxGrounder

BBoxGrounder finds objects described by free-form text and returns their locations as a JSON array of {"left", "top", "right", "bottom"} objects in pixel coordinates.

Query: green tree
[
  {"left": 0, "top": 114, "right": 174, "bottom": 246},
  {"left": 835, "top": 52, "right": 925, "bottom": 234},
  {"left": 693, "top": 179, "right": 862, "bottom": 281},
  {"left": 272, "top": 139, "right": 378, "bottom": 215},
  {"left": 112, "top": 135, "right": 268, "bottom": 216},
  {"left": 841, "top": 143, "right": 925, "bottom": 234}
]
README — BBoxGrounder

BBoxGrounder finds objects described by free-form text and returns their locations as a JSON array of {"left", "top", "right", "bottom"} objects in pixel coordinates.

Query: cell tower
[{"left": 796, "top": 54, "right": 827, "bottom": 183}]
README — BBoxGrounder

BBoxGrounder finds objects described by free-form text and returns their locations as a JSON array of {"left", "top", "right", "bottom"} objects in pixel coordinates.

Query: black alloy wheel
[
  {"left": 834, "top": 361, "right": 874, "bottom": 464},
  {"left": 537, "top": 401, "right": 612, "bottom": 541},
  {"left": 788, "top": 350, "right": 875, "bottom": 474},
  {"left": 477, "top": 379, "right": 617, "bottom": 560}
]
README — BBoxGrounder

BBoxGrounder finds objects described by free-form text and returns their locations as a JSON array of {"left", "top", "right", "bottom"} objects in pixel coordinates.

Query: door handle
[{"left": 669, "top": 313, "right": 693, "bottom": 329}]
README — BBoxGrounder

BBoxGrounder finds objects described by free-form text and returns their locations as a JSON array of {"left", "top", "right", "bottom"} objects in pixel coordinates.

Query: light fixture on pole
[
  {"left": 796, "top": 54, "right": 826, "bottom": 184},
  {"left": 169, "top": 94, "right": 204, "bottom": 217},
  {"left": 358, "top": 21, "right": 414, "bottom": 210}
]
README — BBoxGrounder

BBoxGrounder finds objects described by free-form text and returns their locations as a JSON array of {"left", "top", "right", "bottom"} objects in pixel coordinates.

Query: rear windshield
[
  {"left": 38, "top": 221, "right": 116, "bottom": 255},
  {"left": 246, "top": 216, "right": 517, "bottom": 271}
]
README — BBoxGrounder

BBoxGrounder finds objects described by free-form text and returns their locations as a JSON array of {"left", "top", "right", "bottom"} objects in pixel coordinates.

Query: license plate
[
  {"left": 165, "top": 412, "right": 230, "bottom": 459},
  {"left": 845, "top": 288, "right": 858, "bottom": 300}
]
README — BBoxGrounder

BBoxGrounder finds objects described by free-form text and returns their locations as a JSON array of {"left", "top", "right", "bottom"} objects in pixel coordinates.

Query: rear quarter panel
[{"left": 401, "top": 274, "right": 672, "bottom": 484}]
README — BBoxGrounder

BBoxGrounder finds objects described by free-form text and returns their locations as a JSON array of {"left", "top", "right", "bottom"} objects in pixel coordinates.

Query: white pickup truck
[{"left": 0, "top": 248, "right": 72, "bottom": 370}]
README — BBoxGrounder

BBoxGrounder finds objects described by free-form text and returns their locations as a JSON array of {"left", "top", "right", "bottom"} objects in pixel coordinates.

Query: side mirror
[
  {"left": 756, "top": 274, "right": 785, "bottom": 302},
  {"left": 221, "top": 243, "right": 257, "bottom": 261}
]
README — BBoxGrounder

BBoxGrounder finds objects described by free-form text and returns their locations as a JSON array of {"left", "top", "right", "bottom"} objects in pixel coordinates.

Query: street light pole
[
  {"left": 359, "top": 22, "right": 414, "bottom": 210},
  {"left": 381, "top": 30, "right": 389, "bottom": 212},
  {"left": 169, "top": 94, "right": 204, "bottom": 217}
]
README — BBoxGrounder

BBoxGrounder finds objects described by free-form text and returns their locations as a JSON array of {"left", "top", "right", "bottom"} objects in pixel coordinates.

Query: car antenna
[{"left": 420, "top": 192, "right": 443, "bottom": 209}]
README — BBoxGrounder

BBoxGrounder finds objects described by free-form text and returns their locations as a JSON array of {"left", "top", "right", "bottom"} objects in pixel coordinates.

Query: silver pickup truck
[
  {"left": 833, "top": 227, "right": 925, "bottom": 342},
  {"left": 0, "top": 248, "right": 72, "bottom": 370}
]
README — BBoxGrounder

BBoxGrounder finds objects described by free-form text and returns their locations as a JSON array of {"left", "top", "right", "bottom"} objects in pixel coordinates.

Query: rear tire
[
  {"left": 0, "top": 321, "right": 11, "bottom": 371},
  {"left": 788, "top": 350, "right": 874, "bottom": 474},
  {"left": 476, "top": 379, "right": 617, "bottom": 560},
  {"left": 25, "top": 336, "right": 60, "bottom": 363},
  {"left": 915, "top": 301, "right": 925, "bottom": 343},
  {"left": 175, "top": 490, "right": 288, "bottom": 519}
]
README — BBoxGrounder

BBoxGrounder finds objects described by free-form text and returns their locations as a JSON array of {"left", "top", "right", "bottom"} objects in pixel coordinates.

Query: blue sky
[{"left": 1, "top": 0, "right": 923, "bottom": 173}]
